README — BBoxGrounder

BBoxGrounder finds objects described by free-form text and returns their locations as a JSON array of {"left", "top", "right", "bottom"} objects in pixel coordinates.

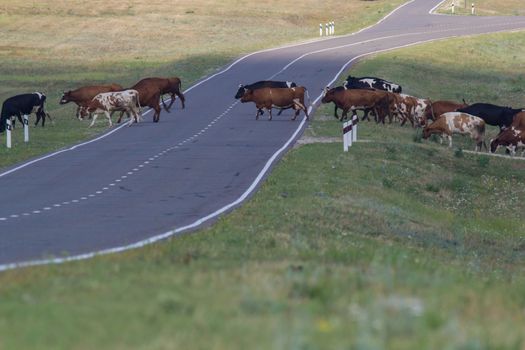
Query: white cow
[{"left": 80, "top": 89, "right": 141, "bottom": 127}]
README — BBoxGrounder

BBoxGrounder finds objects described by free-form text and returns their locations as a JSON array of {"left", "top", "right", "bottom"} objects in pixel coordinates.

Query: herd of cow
[
  {"left": 1, "top": 73, "right": 524, "bottom": 156},
  {"left": 234, "top": 75, "right": 525, "bottom": 156},
  {"left": 0, "top": 76, "right": 186, "bottom": 133}
]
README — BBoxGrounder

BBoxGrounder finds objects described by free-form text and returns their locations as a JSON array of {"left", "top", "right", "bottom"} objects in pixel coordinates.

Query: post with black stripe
[
  {"left": 23, "top": 114, "right": 29, "bottom": 143},
  {"left": 352, "top": 114, "right": 358, "bottom": 142},
  {"left": 6, "top": 118, "right": 12, "bottom": 149},
  {"left": 343, "top": 120, "right": 352, "bottom": 152}
]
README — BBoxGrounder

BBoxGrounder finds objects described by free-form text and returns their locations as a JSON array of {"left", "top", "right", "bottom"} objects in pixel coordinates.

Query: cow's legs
[
  {"left": 255, "top": 109, "right": 261, "bottom": 120},
  {"left": 447, "top": 135, "right": 452, "bottom": 148},
  {"left": 75, "top": 105, "right": 81, "bottom": 120},
  {"left": 341, "top": 109, "right": 349, "bottom": 122},
  {"left": 105, "top": 111, "right": 112, "bottom": 127},
  {"left": 333, "top": 105, "right": 340, "bottom": 120},
  {"left": 89, "top": 113, "right": 99, "bottom": 127},
  {"left": 153, "top": 105, "right": 161, "bottom": 123},
  {"left": 268, "top": 108, "right": 273, "bottom": 121},
  {"left": 161, "top": 95, "right": 172, "bottom": 112}
]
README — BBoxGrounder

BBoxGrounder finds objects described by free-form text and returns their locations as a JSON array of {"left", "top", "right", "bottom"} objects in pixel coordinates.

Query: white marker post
[
  {"left": 332, "top": 21, "right": 335, "bottom": 35},
  {"left": 325, "top": 23, "right": 329, "bottom": 36},
  {"left": 6, "top": 119, "right": 12, "bottom": 149},
  {"left": 320, "top": 23, "right": 323, "bottom": 36},
  {"left": 343, "top": 121, "right": 352, "bottom": 152},
  {"left": 452, "top": 1, "right": 455, "bottom": 13},
  {"left": 471, "top": 3, "right": 475, "bottom": 15},
  {"left": 352, "top": 114, "right": 358, "bottom": 142},
  {"left": 23, "top": 114, "right": 29, "bottom": 143}
]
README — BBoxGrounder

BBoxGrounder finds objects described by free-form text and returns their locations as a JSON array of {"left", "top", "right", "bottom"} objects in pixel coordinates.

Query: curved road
[{"left": 1, "top": 0, "right": 524, "bottom": 269}]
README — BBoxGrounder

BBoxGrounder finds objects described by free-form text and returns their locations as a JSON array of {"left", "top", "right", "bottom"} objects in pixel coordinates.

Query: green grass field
[
  {"left": 1, "top": 28, "right": 524, "bottom": 349},
  {"left": 1, "top": 1, "right": 525, "bottom": 348}
]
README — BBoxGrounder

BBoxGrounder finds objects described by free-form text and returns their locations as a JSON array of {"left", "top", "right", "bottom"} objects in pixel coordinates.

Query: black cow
[
  {"left": 234, "top": 80, "right": 297, "bottom": 99},
  {"left": 456, "top": 103, "right": 523, "bottom": 130},
  {"left": 344, "top": 75, "right": 402, "bottom": 93},
  {"left": 0, "top": 92, "right": 50, "bottom": 133}
]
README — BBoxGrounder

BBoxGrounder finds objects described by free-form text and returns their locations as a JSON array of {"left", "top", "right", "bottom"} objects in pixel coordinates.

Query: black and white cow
[
  {"left": 344, "top": 75, "right": 402, "bottom": 93},
  {"left": 456, "top": 103, "right": 523, "bottom": 131},
  {"left": 234, "top": 80, "right": 297, "bottom": 99},
  {"left": 0, "top": 92, "right": 49, "bottom": 132}
]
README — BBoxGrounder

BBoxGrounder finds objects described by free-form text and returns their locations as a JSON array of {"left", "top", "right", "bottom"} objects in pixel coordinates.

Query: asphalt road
[{"left": 1, "top": 0, "right": 524, "bottom": 269}]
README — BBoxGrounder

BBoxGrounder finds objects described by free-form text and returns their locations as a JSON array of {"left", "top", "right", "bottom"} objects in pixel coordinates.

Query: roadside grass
[
  {"left": 0, "top": 135, "right": 524, "bottom": 349},
  {"left": 1, "top": 29, "right": 525, "bottom": 348},
  {"left": 0, "top": 0, "right": 405, "bottom": 169},
  {"left": 437, "top": 0, "right": 525, "bottom": 16}
]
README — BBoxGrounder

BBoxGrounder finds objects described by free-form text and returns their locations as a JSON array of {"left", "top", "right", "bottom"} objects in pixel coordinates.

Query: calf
[
  {"left": 456, "top": 103, "right": 522, "bottom": 130},
  {"left": 321, "top": 87, "right": 391, "bottom": 122},
  {"left": 81, "top": 90, "right": 141, "bottom": 127},
  {"left": 344, "top": 75, "right": 402, "bottom": 93},
  {"left": 1, "top": 92, "right": 49, "bottom": 132},
  {"left": 490, "top": 126, "right": 525, "bottom": 156},
  {"left": 240, "top": 86, "right": 309, "bottom": 121},
  {"left": 423, "top": 112, "right": 486, "bottom": 151},
  {"left": 392, "top": 94, "right": 430, "bottom": 127},
  {"left": 60, "top": 84, "right": 123, "bottom": 119}
]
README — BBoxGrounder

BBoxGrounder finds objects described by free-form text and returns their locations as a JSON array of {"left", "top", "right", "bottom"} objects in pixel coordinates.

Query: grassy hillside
[
  {"left": 0, "top": 0, "right": 405, "bottom": 168},
  {"left": 0, "top": 30, "right": 524, "bottom": 349},
  {"left": 437, "top": 0, "right": 525, "bottom": 16}
]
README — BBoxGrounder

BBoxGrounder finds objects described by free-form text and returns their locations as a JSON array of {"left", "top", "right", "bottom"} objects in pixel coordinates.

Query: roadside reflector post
[
  {"left": 325, "top": 23, "right": 329, "bottom": 36},
  {"left": 343, "top": 120, "right": 352, "bottom": 152},
  {"left": 6, "top": 118, "right": 12, "bottom": 149},
  {"left": 471, "top": 3, "right": 475, "bottom": 15},
  {"left": 23, "top": 114, "right": 29, "bottom": 143},
  {"left": 319, "top": 23, "right": 323, "bottom": 36},
  {"left": 332, "top": 21, "right": 335, "bottom": 35},
  {"left": 452, "top": 1, "right": 455, "bottom": 13},
  {"left": 352, "top": 114, "right": 358, "bottom": 142}
]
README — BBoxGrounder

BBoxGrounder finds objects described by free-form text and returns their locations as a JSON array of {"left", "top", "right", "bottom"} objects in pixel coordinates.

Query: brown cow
[
  {"left": 124, "top": 78, "right": 163, "bottom": 123},
  {"left": 60, "top": 84, "right": 123, "bottom": 119},
  {"left": 511, "top": 111, "right": 525, "bottom": 129},
  {"left": 240, "top": 86, "right": 309, "bottom": 121},
  {"left": 490, "top": 125, "right": 525, "bottom": 156},
  {"left": 321, "top": 87, "right": 391, "bottom": 122},
  {"left": 422, "top": 100, "right": 468, "bottom": 125}
]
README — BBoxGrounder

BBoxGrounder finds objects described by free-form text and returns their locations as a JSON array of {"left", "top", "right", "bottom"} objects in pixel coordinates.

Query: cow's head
[
  {"left": 239, "top": 88, "right": 254, "bottom": 103},
  {"left": 78, "top": 106, "right": 92, "bottom": 120},
  {"left": 489, "top": 138, "right": 500, "bottom": 153},
  {"left": 321, "top": 87, "right": 334, "bottom": 103},
  {"left": 234, "top": 84, "right": 247, "bottom": 99},
  {"left": 60, "top": 91, "right": 72, "bottom": 104},
  {"left": 422, "top": 126, "right": 432, "bottom": 139}
]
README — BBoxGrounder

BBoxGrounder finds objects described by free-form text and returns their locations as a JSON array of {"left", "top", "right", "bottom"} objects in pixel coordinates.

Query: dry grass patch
[
  {"left": 0, "top": 0, "right": 405, "bottom": 64},
  {"left": 437, "top": 0, "right": 525, "bottom": 16}
]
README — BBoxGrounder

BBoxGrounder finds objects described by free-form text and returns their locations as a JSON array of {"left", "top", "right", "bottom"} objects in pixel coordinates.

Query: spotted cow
[
  {"left": 80, "top": 90, "right": 141, "bottom": 127},
  {"left": 423, "top": 112, "right": 486, "bottom": 151}
]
